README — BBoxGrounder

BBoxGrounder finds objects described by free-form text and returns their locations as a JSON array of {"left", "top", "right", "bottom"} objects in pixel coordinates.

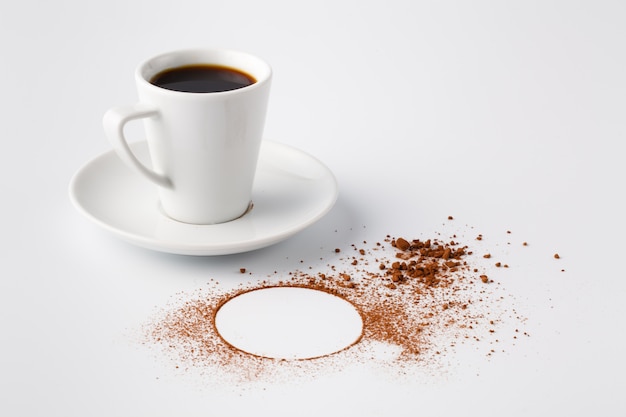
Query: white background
[{"left": 1, "top": 0, "right": 625, "bottom": 416}]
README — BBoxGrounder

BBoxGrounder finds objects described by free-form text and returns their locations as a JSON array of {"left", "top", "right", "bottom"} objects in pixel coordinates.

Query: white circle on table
[{"left": 215, "top": 286, "right": 363, "bottom": 360}]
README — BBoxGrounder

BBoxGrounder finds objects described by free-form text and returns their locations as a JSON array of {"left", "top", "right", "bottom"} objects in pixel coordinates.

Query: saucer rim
[{"left": 69, "top": 140, "right": 338, "bottom": 256}]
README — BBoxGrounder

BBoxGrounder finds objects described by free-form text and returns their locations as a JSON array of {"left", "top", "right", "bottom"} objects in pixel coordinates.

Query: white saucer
[{"left": 69, "top": 140, "right": 338, "bottom": 256}]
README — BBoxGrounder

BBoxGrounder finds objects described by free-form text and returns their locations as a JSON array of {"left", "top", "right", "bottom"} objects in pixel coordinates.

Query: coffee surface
[{"left": 150, "top": 64, "right": 256, "bottom": 93}]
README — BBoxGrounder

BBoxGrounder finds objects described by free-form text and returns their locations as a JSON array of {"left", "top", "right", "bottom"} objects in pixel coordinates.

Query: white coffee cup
[{"left": 103, "top": 48, "right": 272, "bottom": 224}]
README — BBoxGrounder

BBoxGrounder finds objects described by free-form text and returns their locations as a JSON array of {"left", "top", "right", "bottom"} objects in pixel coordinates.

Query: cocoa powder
[{"left": 144, "top": 222, "right": 538, "bottom": 381}]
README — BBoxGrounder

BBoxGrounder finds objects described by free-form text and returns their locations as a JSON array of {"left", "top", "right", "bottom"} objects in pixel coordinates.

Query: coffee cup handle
[{"left": 103, "top": 103, "right": 173, "bottom": 189}]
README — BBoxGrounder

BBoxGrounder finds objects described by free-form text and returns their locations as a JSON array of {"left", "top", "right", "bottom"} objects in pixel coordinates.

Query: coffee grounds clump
[{"left": 144, "top": 226, "right": 534, "bottom": 383}]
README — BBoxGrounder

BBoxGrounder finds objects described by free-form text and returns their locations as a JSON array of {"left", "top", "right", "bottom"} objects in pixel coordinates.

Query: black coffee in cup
[{"left": 150, "top": 64, "right": 256, "bottom": 93}]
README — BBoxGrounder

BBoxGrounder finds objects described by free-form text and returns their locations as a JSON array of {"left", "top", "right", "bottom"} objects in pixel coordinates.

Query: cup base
[{"left": 157, "top": 201, "right": 254, "bottom": 225}]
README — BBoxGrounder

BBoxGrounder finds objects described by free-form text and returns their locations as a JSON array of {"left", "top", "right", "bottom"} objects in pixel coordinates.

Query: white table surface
[{"left": 1, "top": 1, "right": 625, "bottom": 416}]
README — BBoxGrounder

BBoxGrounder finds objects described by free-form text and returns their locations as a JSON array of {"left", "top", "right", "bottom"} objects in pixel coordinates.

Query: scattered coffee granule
[
  {"left": 239, "top": 268, "right": 246, "bottom": 274},
  {"left": 394, "top": 237, "right": 410, "bottom": 251},
  {"left": 144, "top": 229, "right": 525, "bottom": 383},
  {"left": 554, "top": 253, "right": 560, "bottom": 259}
]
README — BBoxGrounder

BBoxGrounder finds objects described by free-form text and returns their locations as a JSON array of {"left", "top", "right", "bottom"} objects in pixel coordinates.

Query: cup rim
[{"left": 136, "top": 48, "right": 272, "bottom": 96}]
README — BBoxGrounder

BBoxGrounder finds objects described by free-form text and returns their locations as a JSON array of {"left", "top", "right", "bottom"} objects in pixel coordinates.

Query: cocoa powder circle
[{"left": 144, "top": 226, "right": 533, "bottom": 382}]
